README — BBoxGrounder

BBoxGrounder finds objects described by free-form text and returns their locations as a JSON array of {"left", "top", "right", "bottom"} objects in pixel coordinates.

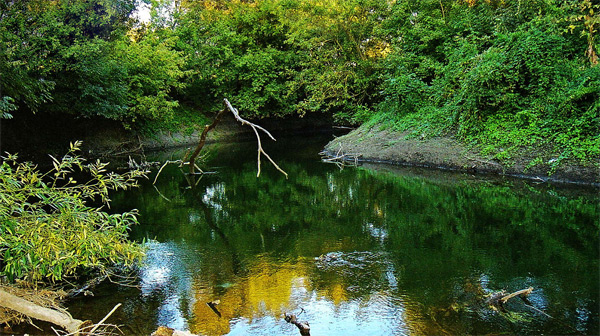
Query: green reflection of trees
[{"left": 110, "top": 147, "right": 598, "bottom": 334}]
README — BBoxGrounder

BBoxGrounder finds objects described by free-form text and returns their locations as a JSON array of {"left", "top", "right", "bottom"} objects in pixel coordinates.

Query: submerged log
[{"left": 0, "top": 289, "right": 90, "bottom": 334}]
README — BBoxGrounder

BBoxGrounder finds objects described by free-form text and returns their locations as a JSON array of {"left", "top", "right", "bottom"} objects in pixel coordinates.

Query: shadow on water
[{"left": 62, "top": 134, "right": 599, "bottom": 336}]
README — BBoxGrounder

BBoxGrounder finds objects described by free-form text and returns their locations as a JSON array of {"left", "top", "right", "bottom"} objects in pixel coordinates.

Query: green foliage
[
  {"left": 175, "top": 0, "right": 300, "bottom": 117},
  {"left": 0, "top": 142, "right": 146, "bottom": 283},
  {"left": 564, "top": 0, "right": 599, "bottom": 65},
  {"left": 174, "top": 0, "right": 386, "bottom": 121},
  {"left": 0, "top": 97, "right": 17, "bottom": 119},
  {"left": 0, "top": 0, "right": 188, "bottom": 126},
  {"left": 52, "top": 39, "right": 129, "bottom": 119},
  {"left": 1, "top": 0, "right": 598, "bottom": 167},
  {"left": 117, "top": 33, "right": 189, "bottom": 124},
  {"left": 375, "top": 0, "right": 600, "bottom": 166}
]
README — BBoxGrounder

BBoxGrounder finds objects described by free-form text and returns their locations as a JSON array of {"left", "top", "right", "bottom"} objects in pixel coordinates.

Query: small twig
[
  {"left": 87, "top": 303, "right": 121, "bottom": 335},
  {"left": 152, "top": 185, "right": 171, "bottom": 202},
  {"left": 153, "top": 161, "right": 170, "bottom": 184},
  {"left": 225, "top": 99, "right": 276, "bottom": 141},
  {"left": 523, "top": 303, "right": 552, "bottom": 318},
  {"left": 322, "top": 155, "right": 347, "bottom": 162}
]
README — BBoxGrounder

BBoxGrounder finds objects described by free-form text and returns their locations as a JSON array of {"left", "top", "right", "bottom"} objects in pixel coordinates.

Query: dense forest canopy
[{"left": 0, "top": 0, "right": 598, "bottom": 164}]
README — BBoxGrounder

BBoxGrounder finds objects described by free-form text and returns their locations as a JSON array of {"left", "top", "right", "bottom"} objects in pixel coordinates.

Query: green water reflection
[{"left": 70, "top": 135, "right": 599, "bottom": 335}]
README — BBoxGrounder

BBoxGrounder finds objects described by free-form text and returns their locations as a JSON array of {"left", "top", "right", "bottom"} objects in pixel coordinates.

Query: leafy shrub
[{"left": 0, "top": 142, "right": 146, "bottom": 283}]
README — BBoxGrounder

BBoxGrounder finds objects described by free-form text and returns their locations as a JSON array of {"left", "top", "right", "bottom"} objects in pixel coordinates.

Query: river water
[{"left": 65, "top": 134, "right": 598, "bottom": 335}]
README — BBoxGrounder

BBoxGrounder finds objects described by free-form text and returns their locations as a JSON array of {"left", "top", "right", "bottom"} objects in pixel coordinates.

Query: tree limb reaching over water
[{"left": 186, "top": 98, "right": 287, "bottom": 178}]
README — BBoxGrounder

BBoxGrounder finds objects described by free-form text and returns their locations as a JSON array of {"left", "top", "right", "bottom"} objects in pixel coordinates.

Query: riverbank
[
  {"left": 323, "top": 124, "right": 600, "bottom": 185},
  {"left": 1, "top": 111, "right": 333, "bottom": 160}
]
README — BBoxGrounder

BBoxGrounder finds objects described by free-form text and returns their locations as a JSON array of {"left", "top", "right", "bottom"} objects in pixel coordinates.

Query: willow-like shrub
[{"left": 0, "top": 142, "right": 146, "bottom": 283}]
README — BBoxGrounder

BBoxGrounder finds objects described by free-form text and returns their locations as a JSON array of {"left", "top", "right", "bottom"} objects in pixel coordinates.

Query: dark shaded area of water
[{"left": 61, "top": 134, "right": 598, "bottom": 335}]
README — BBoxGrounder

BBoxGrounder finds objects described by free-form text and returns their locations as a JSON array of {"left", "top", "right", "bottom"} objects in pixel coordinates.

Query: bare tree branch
[
  {"left": 183, "top": 98, "right": 287, "bottom": 178},
  {"left": 223, "top": 98, "right": 287, "bottom": 178}
]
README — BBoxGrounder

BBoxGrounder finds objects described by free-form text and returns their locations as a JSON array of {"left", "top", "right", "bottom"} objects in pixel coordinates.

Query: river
[{"left": 65, "top": 133, "right": 599, "bottom": 335}]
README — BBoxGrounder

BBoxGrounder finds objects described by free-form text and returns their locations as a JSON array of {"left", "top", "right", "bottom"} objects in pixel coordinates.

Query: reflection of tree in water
[{"left": 111, "top": 153, "right": 598, "bottom": 335}]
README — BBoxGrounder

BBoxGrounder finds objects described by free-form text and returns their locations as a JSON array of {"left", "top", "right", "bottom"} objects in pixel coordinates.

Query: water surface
[{"left": 68, "top": 134, "right": 599, "bottom": 335}]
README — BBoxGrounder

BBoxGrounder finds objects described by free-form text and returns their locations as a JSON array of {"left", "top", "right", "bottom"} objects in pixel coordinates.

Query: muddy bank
[
  {"left": 1, "top": 111, "right": 333, "bottom": 159},
  {"left": 85, "top": 113, "right": 335, "bottom": 156},
  {"left": 82, "top": 114, "right": 252, "bottom": 156},
  {"left": 324, "top": 124, "right": 600, "bottom": 185}
]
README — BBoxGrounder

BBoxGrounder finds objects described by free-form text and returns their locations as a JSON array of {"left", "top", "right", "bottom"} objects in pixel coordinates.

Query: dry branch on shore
[
  {"left": 0, "top": 288, "right": 89, "bottom": 334},
  {"left": 0, "top": 285, "right": 124, "bottom": 336},
  {"left": 319, "top": 144, "right": 362, "bottom": 168}
]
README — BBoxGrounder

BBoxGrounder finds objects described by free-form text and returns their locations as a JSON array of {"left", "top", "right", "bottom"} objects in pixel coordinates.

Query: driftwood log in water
[
  {"left": 284, "top": 312, "right": 310, "bottom": 336},
  {"left": 487, "top": 287, "right": 534, "bottom": 312},
  {"left": 500, "top": 287, "right": 533, "bottom": 304},
  {"left": 0, "top": 289, "right": 91, "bottom": 334}
]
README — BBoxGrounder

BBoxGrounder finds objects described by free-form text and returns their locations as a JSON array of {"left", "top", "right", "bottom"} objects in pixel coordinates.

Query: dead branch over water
[{"left": 185, "top": 98, "right": 287, "bottom": 178}]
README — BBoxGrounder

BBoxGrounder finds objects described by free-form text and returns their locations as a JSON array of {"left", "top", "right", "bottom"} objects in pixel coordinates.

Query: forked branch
[
  {"left": 185, "top": 98, "right": 287, "bottom": 178},
  {"left": 223, "top": 99, "right": 287, "bottom": 178}
]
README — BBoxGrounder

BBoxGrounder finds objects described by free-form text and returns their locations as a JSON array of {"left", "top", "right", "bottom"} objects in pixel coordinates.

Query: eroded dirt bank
[{"left": 324, "top": 124, "right": 599, "bottom": 185}]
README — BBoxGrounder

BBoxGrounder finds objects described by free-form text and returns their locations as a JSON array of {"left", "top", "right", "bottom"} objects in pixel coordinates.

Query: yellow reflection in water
[
  {"left": 188, "top": 255, "right": 435, "bottom": 336},
  {"left": 189, "top": 257, "right": 310, "bottom": 335}
]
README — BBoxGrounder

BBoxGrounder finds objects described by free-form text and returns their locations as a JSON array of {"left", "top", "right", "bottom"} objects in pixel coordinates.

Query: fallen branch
[
  {"left": 187, "top": 108, "right": 227, "bottom": 174},
  {"left": 184, "top": 98, "right": 287, "bottom": 178},
  {"left": 0, "top": 289, "right": 89, "bottom": 334},
  {"left": 319, "top": 149, "right": 361, "bottom": 167},
  {"left": 62, "top": 274, "right": 108, "bottom": 299},
  {"left": 487, "top": 287, "right": 535, "bottom": 313},
  {"left": 86, "top": 303, "right": 120, "bottom": 335},
  {"left": 500, "top": 287, "right": 533, "bottom": 305},
  {"left": 223, "top": 99, "right": 287, "bottom": 178},
  {"left": 153, "top": 160, "right": 183, "bottom": 185}
]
